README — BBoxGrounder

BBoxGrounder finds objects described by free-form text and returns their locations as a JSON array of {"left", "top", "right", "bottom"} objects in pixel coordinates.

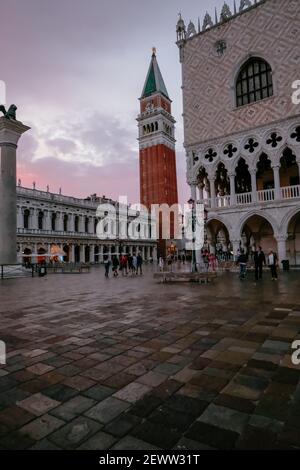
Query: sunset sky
[{"left": 1, "top": 0, "right": 226, "bottom": 204}]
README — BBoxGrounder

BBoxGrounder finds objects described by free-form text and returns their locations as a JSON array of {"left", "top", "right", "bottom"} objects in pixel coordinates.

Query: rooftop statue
[
  {"left": 0, "top": 104, "right": 17, "bottom": 120},
  {"left": 240, "top": 0, "right": 252, "bottom": 12},
  {"left": 220, "top": 3, "right": 232, "bottom": 22}
]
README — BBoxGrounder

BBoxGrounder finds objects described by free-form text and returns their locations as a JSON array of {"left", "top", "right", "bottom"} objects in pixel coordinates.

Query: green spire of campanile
[{"left": 141, "top": 48, "right": 170, "bottom": 99}]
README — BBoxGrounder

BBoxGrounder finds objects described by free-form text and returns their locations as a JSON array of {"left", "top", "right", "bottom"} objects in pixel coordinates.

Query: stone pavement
[{"left": 0, "top": 265, "right": 300, "bottom": 450}]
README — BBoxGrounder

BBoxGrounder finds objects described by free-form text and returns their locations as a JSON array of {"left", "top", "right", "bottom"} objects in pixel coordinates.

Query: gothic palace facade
[
  {"left": 177, "top": 0, "right": 300, "bottom": 264},
  {"left": 16, "top": 186, "right": 157, "bottom": 264}
]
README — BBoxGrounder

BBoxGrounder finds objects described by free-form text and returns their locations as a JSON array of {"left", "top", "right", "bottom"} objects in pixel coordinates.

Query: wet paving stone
[
  {"left": 197, "top": 403, "right": 249, "bottom": 434},
  {"left": 273, "top": 367, "right": 300, "bottom": 385},
  {"left": 0, "top": 431, "right": 35, "bottom": 450},
  {"left": 151, "top": 379, "right": 182, "bottom": 400},
  {"left": 104, "top": 414, "right": 141, "bottom": 437},
  {"left": 111, "top": 435, "right": 160, "bottom": 450},
  {"left": 1, "top": 268, "right": 300, "bottom": 449},
  {"left": 43, "top": 383, "right": 78, "bottom": 402},
  {"left": 77, "top": 431, "right": 117, "bottom": 450},
  {"left": 113, "top": 382, "right": 151, "bottom": 403},
  {"left": 48, "top": 416, "right": 102, "bottom": 449},
  {"left": 214, "top": 393, "right": 256, "bottom": 414},
  {"left": 0, "top": 387, "right": 30, "bottom": 409},
  {"left": 30, "top": 438, "right": 62, "bottom": 450},
  {"left": 19, "top": 413, "right": 64, "bottom": 440},
  {"left": 127, "top": 394, "right": 162, "bottom": 418},
  {"left": 148, "top": 405, "right": 195, "bottom": 432},
  {"left": 174, "top": 437, "right": 216, "bottom": 450},
  {"left": 163, "top": 394, "right": 208, "bottom": 417},
  {"left": 17, "top": 393, "right": 61, "bottom": 416},
  {"left": 131, "top": 420, "right": 180, "bottom": 449},
  {"left": 0, "top": 405, "right": 34, "bottom": 434},
  {"left": 255, "top": 382, "right": 296, "bottom": 421},
  {"left": 189, "top": 373, "right": 229, "bottom": 392},
  {"left": 103, "top": 372, "right": 137, "bottom": 389},
  {"left": 277, "top": 425, "right": 300, "bottom": 449},
  {"left": 236, "top": 424, "right": 280, "bottom": 450},
  {"left": 153, "top": 363, "right": 184, "bottom": 376},
  {"left": 185, "top": 421, "right": 239, "bottom": 449},
  {"left": 82, "top": 384, "right": 116, "bottom": 401},
  {"left": 49, "top": 395, "right": 96, "bottom": 421},
  {"left": 84, "top": 397, "right": 130, "bottom": 424}
]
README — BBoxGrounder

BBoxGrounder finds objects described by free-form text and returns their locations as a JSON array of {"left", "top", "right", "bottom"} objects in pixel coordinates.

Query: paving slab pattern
[{"left": 0, "top": 266, "right": 300, "bottom": 449}]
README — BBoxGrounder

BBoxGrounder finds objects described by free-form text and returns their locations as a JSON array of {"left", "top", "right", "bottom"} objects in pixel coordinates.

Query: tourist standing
[
  {"left": 120, "top": 255, "right": 128, "bottom": 276},
  {"left": 237, "top": 250, "right": 248, "bottom": 280},
  {"left": 209, "top": 253, "right": 217, "bottom": 272},
  {"left": 104, "top": 256, "right": 111, "bottom": 278},
  {"left": 254, "top": 246, "right": 266, "bottom": 281},
  {"left": 132, "top": 254, "right": 138, "bottom": 274},
  {"left": 158, "top": 256, "right": 164, "bottom": 272},
  {"left": 137, "top": 253, "right": 143, "bottom": 275},
  {"left": 267, "top": 249, "right": 278, "bottom": 280},
  {"left": 202, "top": 250, "right": 209, "bottom": 272},
  {"left": 128, "top": 254, "right": 133, "bottom": 274},
  {"left": 112, "top": 255, "right": 119, "bottom": 277}
]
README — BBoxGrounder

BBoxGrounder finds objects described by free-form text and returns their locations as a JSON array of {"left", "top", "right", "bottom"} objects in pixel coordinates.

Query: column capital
[
  {"left": 275, "top": 234, "right": 288, "bottom": 242},
  {"left": 0, "top": 117, "right": 30, "bottom": 146}
]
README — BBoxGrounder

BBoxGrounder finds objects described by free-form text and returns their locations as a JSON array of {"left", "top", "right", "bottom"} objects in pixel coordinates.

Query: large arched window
[{"left": 236, "top": 57, "right": 273, "bottom": 107}]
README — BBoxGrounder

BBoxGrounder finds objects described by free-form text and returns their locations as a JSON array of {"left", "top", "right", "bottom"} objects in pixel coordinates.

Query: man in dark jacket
[
  {"left": 137, "top": 253, "right": 143, "bottom": 275},
  {"left": 237, "top": 250, "right": 248, "bottom": 280},
  {"left": 254, "top": 246, "right": 266, "bottom": 281}
]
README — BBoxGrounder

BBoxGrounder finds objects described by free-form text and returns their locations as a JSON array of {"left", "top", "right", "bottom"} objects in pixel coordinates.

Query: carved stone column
[
  {"left": 276, "top": 235, "right": 288, "bottom": 263},
  {"left": 80, "top": 244, "right": 85, "bottom": 262},
  {"left": 229, "top": 173, "right": 236, "bottom": 206},
  {"left": 209, "top": 177, "right": 216, "bottom": 208},
  {"left": 190, "top": 183, "right": 197, "bottom": 202},
  {"left": 232, "top": 240, "right": 240, "bottom": 260},
  {"left": 56, "top": 212, "right": 64, "bottom": 232},
  {"left": 79, "top": 215, "right": 85, "bottom": 233},
  {"left": 17, "top": 206, "right": 23, "bottom": 229},
  {"left": 272, "top": 164, "right": 281, "bottom": 200},
  {"left": 0, "top": 117, "right": 30, "bottom": 264},
  {"left": 90, "top": 245, "right": 95, "bottom": 263},
  {"left": 250, "top": 169, "right": 257, "bottom": 203},
  {"left": 31, "top": 208, "right": 38, "bottom": 230}
]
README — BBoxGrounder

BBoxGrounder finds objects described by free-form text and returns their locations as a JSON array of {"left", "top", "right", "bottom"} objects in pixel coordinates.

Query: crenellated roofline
[{"left": 176, "top": 0, "right": 267, "bottom": 46}]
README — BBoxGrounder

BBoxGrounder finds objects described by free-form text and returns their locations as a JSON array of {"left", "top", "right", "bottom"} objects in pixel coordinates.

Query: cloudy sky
[{"left": 1, "top": 0, "right": 226, "bottom": 203}]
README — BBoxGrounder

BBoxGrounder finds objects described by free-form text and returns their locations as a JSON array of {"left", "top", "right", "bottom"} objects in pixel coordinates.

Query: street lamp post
[{"left": 188, "top": 197, "right": 197, "bottom": 273}]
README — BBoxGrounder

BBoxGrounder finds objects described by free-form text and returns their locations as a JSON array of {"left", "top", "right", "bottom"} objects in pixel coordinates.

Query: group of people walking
[
  {"left": 104, "top": 253, "right": 143, "bottom": 278},
  {"left": 237, "top": 246, "right": 279, "bottom": 282},
  {"left": 202, "top": 250, "right": 218, "bottom": 272}
]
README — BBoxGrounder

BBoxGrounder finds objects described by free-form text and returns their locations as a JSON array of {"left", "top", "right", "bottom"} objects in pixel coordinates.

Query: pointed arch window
[{"left": 236, "top": 57, "right": 273, "bottom": 107}]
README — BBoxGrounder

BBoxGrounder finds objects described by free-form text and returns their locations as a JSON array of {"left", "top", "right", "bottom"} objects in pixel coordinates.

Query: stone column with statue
[{"left": 0, "top": 106, "right": 30, "bottom": 265}]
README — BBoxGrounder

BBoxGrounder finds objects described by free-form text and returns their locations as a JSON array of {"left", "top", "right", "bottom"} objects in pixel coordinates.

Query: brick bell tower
[{"left": 138, "top": 49, "right": 178, "bottom": 256}]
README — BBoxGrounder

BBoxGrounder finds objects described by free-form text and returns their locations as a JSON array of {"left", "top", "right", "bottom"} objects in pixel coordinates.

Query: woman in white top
[{"left": 267, "top": 250, "right": 278, "bottom": 280}]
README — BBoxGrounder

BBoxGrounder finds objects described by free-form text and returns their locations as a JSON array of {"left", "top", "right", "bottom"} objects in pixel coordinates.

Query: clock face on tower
[{"left": 145, "top": 101, "right": 154, "bottom": 112}]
